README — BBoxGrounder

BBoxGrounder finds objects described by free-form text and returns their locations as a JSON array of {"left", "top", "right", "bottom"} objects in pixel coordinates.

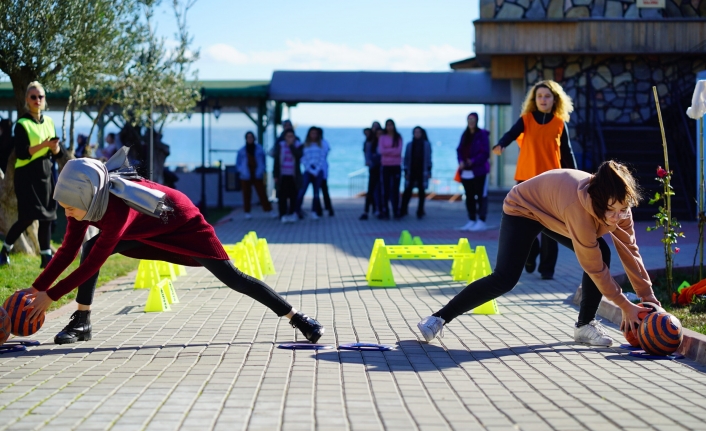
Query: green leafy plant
[{"left": 647, "top": 165, "right": 685, "bottom": 304}]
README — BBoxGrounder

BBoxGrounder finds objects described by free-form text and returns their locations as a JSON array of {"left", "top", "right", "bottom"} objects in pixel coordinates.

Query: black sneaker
[
  {"left": 541, "top": 273, "right": 554, "bottom": 280},
  {"left": 55, "top": 310, "right": 92, "bottom": 344},
  {"left": 40, "top": 254, "right": 53, "bottom": 269},
  {"left": 359, "top": 213, "right": 369, "bottom": 220},
  {"left": 0, "top": 246, "right": 10, "bottom": 266},
  {"left": 290, "top": 312, "right": 324, "bottom": 343}
]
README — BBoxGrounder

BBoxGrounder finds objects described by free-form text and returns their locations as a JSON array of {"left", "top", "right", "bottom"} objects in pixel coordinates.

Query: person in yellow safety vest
[{"left": 0, "top": 82, "right": 66, "bottom": 268}]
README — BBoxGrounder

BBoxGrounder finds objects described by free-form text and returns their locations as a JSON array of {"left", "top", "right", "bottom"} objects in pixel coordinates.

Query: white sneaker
[
  {"left": 459, "top": 220, "right": 475, "bottom": 231},
  {"left": 417, "top": 316, "right": 445, "bottom": 342},
  {"left": 311, "top": 213, "right": 320, "bottom": 220},
  {"left": 469, "top": 220, "right": 487, "bottom": 231},
  {"left": 281, "top": 215, "right": 289, "bottom": 224},
  {"left": 244, "top": 213, "right": 252, "bottom": 220},
  {"left": 574, "top": 320, "right": 613, "bottom": 346},
  {"left": 288, "top": 214, "right": 298, "bottom": 223},
  {"left": 268, "top": 211, "right": 279, "bottom": 219}
]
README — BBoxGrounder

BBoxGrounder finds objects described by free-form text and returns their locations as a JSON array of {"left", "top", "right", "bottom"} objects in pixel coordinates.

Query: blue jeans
[{"left": 297, "top": 171, "right": 324, "bottom": 216}]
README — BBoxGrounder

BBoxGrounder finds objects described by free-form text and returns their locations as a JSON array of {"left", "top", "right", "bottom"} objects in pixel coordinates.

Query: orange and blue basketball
[
  {"left": 637, "top": 312, "right": 682, "bottom": 356},
  {"left": 623, "top": 302, "right": 664, "bottom": 347},
  {"left": 2, "top": 292, "right": 45, "bottom": 336},
  {"left": 0, "top": 307, "right": 11, "bottom": 345}
]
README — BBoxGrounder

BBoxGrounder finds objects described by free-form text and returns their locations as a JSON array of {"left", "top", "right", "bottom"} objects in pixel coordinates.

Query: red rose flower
[
  {"left": 656, "top": 166, "right": 668, "bottom": 178},
  {"left": 674, "top": 247, "right": 680, "bottom": 254}
]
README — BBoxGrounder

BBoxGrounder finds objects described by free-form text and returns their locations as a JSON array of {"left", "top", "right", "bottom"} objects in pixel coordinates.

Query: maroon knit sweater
[{"left": 33, "top": 180, "right": 229, "bottom": 300}]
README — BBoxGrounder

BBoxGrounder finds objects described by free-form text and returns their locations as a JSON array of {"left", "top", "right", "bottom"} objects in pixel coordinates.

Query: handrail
[{"left": 348, "top": 167, "right": 368, "bottom": 178}]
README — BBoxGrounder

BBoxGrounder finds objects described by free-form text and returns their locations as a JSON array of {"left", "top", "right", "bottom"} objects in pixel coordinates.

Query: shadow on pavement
[{"left": 314, "top": 340, "right": 666, "bottom": 372}]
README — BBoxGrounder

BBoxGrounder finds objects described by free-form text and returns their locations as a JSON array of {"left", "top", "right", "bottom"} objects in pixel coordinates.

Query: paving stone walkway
[{"left": 1, "top": 198, "right": 706, "bottom": 431}]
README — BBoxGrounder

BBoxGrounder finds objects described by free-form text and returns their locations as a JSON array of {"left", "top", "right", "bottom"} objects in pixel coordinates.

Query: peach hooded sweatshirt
[{"left": 502, "top": 169, "right": 653, "bottom": 309}]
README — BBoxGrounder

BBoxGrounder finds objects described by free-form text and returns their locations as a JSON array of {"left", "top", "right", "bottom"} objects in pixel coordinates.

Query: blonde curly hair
[{"left": 521, "top": 80, "right": 573, "bottom": 123}]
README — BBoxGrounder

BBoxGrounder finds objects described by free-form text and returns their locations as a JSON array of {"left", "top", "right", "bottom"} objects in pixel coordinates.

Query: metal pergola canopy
[{"left": 268, "top": 70, "right": 512, "bottom": 105}]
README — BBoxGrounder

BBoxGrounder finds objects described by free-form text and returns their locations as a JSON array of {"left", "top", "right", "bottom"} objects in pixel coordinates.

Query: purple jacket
[{"left": 456, "top": 128, "right": 490, "bottom": 177}]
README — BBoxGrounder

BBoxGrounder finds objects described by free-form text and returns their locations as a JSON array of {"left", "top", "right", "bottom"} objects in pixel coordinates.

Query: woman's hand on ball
[
  {"left": 620, "top": 301, "right": 642, "bottom": 335},
  {"left": 26, "top": 291, "right": 52, "bottom": 322},
  {"left": 19, "top": 287, "right": 38, "bottom": 295},
  {"left": 641, "top": 294, "right": 661, "bottom": 307}
]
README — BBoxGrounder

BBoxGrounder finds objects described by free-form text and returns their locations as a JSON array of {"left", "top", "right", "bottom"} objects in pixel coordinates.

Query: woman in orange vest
[{"left": 492, "top": 80, "right": 576, "bottom": 280}]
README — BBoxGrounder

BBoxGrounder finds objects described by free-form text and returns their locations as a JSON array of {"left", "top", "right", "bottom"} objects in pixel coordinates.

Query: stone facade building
[{"left": 458, "top": 0, "right": 706, "bottom": 218}]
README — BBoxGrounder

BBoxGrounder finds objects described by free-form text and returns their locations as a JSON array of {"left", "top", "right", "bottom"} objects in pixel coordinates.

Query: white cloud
[{"left": 203, "top": 39, "right": 470, "bottom": 72}]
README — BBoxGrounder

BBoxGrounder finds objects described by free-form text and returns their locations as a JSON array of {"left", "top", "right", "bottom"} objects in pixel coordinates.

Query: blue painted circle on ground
[
  {"left": 277, "top": 343, "right": 334, "bottom": 350},
  {"left": 339, "top": 342, "right": 394, "bottom": 351},
  {"left": 628, "top": 351, "right": 684, "bottom": 360}
]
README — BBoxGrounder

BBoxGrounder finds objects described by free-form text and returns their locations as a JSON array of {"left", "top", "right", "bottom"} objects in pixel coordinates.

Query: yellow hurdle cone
[
  {"left": 398, "top": 230, "right": 413, "bottom": 245},
  {"left": 134, "top": 260, "right": 161, "bottom": 289},
  {"left": 173, "top": 264, "right": 187, "bottom": 276},
  {"left": 473, "top": 299, "right": 500, "bottom": 315},
  {"left": 257, "top": 238, "right": 276, "bottom": 275},
  {"left": 156, "top": 261, "right": 177, "bottom": 281},
  {"left": 144, "top": 283, "right": 171, "bottom": 312},
  {"left": 159, "top": 279, "right": 180, "bottom": 304}
]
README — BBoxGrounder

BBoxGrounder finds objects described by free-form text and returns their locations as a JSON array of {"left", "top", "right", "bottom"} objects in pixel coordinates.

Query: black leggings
[
  {"left": 434, "top": 213, "right": 610, "bottom": 327},
  {"left": 75, "top": 235, "right": 292, "bottom": 317},
  {"left": 5, "top": 219, "right": 52, "bottom": 250},
  {"left": 461, "top": 176, "right": 488, "bottom": 222}
]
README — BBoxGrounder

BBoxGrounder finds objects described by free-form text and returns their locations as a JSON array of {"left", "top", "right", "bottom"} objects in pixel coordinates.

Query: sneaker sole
[
  {"left": 54, "top": 333, "right": 92, "bottom": 345},
  {"left": 574, "top": 338, "right": 612, "bottom": 347},
  {"left": 416, "top": 322, "right": 436, "bottom": 343},
  {"left": 308, "top": 328, "right": 324, "bottom": 344}
]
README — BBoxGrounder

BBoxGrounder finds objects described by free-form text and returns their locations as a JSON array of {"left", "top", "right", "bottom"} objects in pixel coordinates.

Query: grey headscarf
[{"left": 54, "top": 147, "right": 171, "bottom": 222}]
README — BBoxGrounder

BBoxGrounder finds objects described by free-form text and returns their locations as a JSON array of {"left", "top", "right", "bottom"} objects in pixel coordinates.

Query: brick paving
[{"left": 1, "top": 198, "right": 706, "bottom": 431}]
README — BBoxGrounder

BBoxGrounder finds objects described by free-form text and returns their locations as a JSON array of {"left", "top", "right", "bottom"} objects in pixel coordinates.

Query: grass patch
[
  {"left": 204, "top": 206, "right": 233, "bottom": 225},
  {"left": 0, "top": 243, "right": 138, "bottom": 313},
  {"left": 621, "top": 267, "right": 706, "bottom": 335}
]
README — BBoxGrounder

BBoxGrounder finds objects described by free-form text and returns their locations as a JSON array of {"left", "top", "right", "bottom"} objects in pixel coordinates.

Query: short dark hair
[
  {"left": 587, "top": 160, "right": 642, "bottom": 220},
  {"left": 283, "top": 129, "right": 295, "bottom": 137}
]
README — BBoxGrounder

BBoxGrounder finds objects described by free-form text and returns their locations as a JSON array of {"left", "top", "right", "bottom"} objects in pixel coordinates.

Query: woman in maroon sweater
[{"left": 24, "top": 148, "right": 324, "bottom": 344}]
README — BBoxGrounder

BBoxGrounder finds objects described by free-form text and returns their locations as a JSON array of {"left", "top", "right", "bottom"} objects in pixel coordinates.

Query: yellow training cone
[
  {"left": 398, "top": 230, "right": 413, "bottom": 245},
  {"left": 173, "top": 263, "right": 187, "bottom": 276},
  {"left": 144, "top": 284, "right": 171, "bottom": 312},
  {"left": 134, "top": 260, "right": 160, "bottom": 289},
  {"left": 159, "top": 279, "right": 180, "bottom": 304},
  {"left": 156, "top": 261, "right": 177, "bottom": 281},
  {"left": 257, "top": 238, "right": 276, "bottom": 275},
  {"left": 473, "top": 299, "right": 500, "bottom": 315}
]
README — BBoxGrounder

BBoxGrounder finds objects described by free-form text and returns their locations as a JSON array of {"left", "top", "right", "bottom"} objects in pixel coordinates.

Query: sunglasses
[{"left": 30, "top": 95, "right": 45, "bottom": 100}]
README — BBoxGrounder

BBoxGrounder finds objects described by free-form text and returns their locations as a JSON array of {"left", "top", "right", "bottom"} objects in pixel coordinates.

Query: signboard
[{"left": 637, "top": 0, "right": 665, "bottom": 8}]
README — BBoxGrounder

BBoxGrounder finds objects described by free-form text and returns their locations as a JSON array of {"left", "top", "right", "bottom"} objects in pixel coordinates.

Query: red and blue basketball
[
  {"left": 2, "top": 292, "right": 45, "bottom": 336},
  {"left": 0, "top": 307, "right": 11, "bottom": 345},
  {"left": 637, "top": 312, "right": 682, "bottom": 356},
  {"left": 623, "top": 302, "right": 664, "bottom": 347}
]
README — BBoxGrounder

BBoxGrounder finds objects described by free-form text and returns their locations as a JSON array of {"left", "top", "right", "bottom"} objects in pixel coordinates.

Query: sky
[{"left": 153, "top": 0, "right": 483, "bottom": 128}]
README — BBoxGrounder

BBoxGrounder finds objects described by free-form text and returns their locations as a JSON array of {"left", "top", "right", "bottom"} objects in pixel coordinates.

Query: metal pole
[
  {"left": 149, "top": 100, "right": 154, "bottom": 181},
  {"left": 218, "top": 159, "right": 223, "bottom": 210},
  {"left": 200, "top": 90, "right": 207, "bottom": 215},
  {"left": 208, "top": 110, "right": 212, "bottom": 166}
]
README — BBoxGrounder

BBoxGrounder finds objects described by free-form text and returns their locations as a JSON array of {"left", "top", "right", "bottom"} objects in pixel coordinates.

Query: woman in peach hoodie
[{"left": 417, "top": 161, "right": 659, "bottom": 347}]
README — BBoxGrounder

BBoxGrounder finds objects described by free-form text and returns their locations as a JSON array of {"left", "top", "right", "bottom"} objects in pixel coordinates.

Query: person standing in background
[
  {"left": 297, "top": 127, "right": 326, "bottom": 220},
  {"left": 314, "top": 127, "right": 334, "bottom": 216},
  {"left": 0, "top": 119, "right": 13, "bottom": 179},
  {"left": 270, "top": 129, "right": 302, "bottom": 223},
  {"left": 400, "top": 126, "right": 432, "bottom": 219},
  {"left": 457, "top": 113, "right": 491, "bottom": 231},
  {"left": 492, "top": 80, "right": 577, "bottom": 280},
  {"left": 377, "top": 119, "right": 404, "bottom": 220},
  {"left": 236, "top": 131, "right": 274, "bottom": 219},
  {"left": 360, "top": 126, "right": 381, "bottom": 220},
  {"left": 1, "top": 82, "right": 66, "bottom": 268}
]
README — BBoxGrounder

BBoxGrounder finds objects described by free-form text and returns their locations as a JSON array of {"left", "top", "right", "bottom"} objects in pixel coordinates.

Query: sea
[{"left": 158, "top": 126, "right": 466, "bottom": 197}]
